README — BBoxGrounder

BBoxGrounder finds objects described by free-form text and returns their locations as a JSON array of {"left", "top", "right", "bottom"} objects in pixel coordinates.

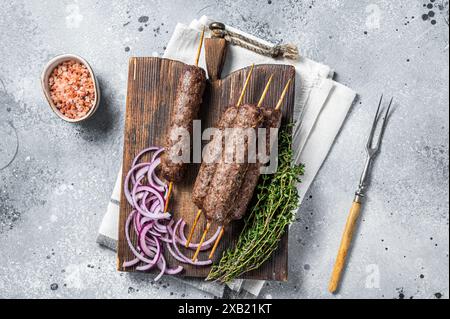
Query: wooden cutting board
[{"left": 117, "top": 56, "right": 296, "bottom": 280}]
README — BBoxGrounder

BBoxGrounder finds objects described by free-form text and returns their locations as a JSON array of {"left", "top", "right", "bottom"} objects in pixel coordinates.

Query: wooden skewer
[
  {"left": 194, "top": 26, "right": 206, "bottom": 67},
  {"left": 185, "top": 209, "right": 202, "bottom": 247},
  {"left": 185, "top": 64, "right": 256, "bottom": 251},
  {"left": 164, "top": 181, "right": 173, "bottom": 213},
  {"left": 208, "top": 227, "right": 225, "bottom": 259},
  {"left": 275, "top": 78, "right": 292, "bottom": 111},
  {"left": 192, "top": 222, "right": 211, "bottom": 261},
  {"left": 257, "top": 74, "right": 274, "bottom": 107},
  {"left": 236, "top": 64, "right": 255, "bottom": 107}
]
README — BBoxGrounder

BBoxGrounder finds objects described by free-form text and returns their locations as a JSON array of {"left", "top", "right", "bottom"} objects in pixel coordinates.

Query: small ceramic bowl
[{"left": 41, "top": 54, "right": 101, "bottom": 123}]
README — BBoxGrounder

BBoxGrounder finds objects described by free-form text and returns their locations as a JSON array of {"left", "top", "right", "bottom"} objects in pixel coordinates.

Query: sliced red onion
[
  {"left": 169, "top": 219, "right": 212, "bottom": 266},
  {"left": 122, "top": 145, "right": 215, "bottom": 280},
  {"left": 145, "top": 237, "right": 157, "bottom": 246},
  {"left": 165, "top": 265, "right": 183, "bottom": 275},
  {"left": 165, "top": 242, "right": 189, "bottom": 264},
  {"left": 150, "top": 148, "right": 166, "bottom": 188},
  {"left": 139, "top": 193, "right": 150, "bottom": 212},
  {"left": 138, "top": 224, "right": 160, "bottom": 261},
  {"left": 146, "top": 158, "right": 165, "bottom": 192},
  {"left": 134, "top": 185, "right": 164, "bottom": 211},
  {"left": 134, "top": 191, "right": 146, "bottom": 201},
  {"left": 132, "top": 147, "right": 161, "bottom": 167},
  {"left": 176, "top": 220, "right": 221, "bottom": 250},
  {"left": 133, "top": 166, "right": 149, "bottom": 185},
  {"left": 140, "top": 194, "right": 160, "bottom": 213},
  {"left": 124, "top": 162, "right": 152, "bottom": 205},
  {"left": 133, "top": 211, "right": 141, "bottom": 234},
  {"left": 154, "top": 222, "right": 168, "bottom": 234},
  {"left": 166, "top": 219, "right": 218, "bottom": 251},
  {"left": 123, "top": 257, "right": 140, "bottom": 268},
  {"left": 140, "top": 216, "right": 153, "bottom": 225},
  {"left": 154, "top": 255, "right": 166, "bottom": 281},
  {"left": 159, "top": 234, "right": 173, "bottom": 244},
  {"left": 147, "top": 199, "right": 162, "bottom": 214},
  {"left": 136, "top": 263, "right": 153, "bottom": 271},
  {"left": 148, "top": 229, "right": 162, "bottom": 238},
  {"left": 132, "top": 184, "right": 169, "bottom": 219},
  {"left": 152, "top": 172, "right": 166, "bottom": 190},
  {"left": 124, "top": 211, "right": 160, "bottom": 265},
  {"left": 151, "top": 147, "right": 165, "bottom": 162}
]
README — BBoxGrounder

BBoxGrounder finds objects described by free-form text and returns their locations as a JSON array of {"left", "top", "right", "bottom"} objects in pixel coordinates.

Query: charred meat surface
[
  {"left": 160, "top": 65, "right": 206, "bottom": 182},
  {"left": 230, "top": 108, "right": 282, "bottom": 221},
  {"left": 201, "top": 104, "right": 263, "bottom": 225},
  {"left": 192, "top": 106, "right": 239, "bottom": 209}
]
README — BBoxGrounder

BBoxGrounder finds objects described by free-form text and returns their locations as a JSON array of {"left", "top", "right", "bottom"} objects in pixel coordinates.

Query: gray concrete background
[{"left": 0, "top": 0, "right": 448, "bottom": 299}]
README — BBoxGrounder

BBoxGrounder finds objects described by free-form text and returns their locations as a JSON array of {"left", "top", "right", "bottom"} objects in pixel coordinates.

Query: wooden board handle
[
  {"left": 328, "top": 200, "right": 362, "bottom": 293},
  {"left": 205, "top": 38, "right": 228, "bottom": 81}
]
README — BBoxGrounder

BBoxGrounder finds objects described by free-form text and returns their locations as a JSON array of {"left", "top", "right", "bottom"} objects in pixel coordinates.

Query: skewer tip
[
  {"left": 208, "top": 227, "right": 225, "bottom": 260},
  {"left": 194, "top": 26, "right": 206, "bottom": 67},
  {"left": 236, "top": 63, "right": 255, "bottom": 107},
  {"left": 185, "top": 209, "right": 203, "bottom": 248},
  {"left": 328, "top": 284, "right": 337, "bottom": 294},
  {"left": 257, "top": 74, "right": 274, "bottom": 108},
  {"left": 275, "top": 77, "right": 293, "bottom": 111},
  {"left": 164, "top": 181, "right": 174, "bottom": 213},
  {"left": 192, "top": 222, "right": 211, "bottom": 261}
]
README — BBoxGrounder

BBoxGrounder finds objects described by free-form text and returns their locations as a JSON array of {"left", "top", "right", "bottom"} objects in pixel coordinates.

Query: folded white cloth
[{"left": 97, "top": 16, "right": 356, "bottom": 298}]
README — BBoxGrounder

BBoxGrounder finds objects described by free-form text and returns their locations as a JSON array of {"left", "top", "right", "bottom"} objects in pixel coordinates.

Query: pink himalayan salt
[{"left": 49, "top": 60, "right": 95, "bottom": 120}]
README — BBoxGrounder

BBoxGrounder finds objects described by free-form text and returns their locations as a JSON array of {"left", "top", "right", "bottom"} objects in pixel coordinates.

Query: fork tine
[
  {"left": 367, "top": 95, "right": 383, "bottom": 150},
  {"left": 374, "top": 97, "right": 393, "bottom": 150}
]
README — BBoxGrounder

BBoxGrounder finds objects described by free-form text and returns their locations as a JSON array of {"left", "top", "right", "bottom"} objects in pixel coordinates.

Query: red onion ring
[
  {"left": 122, "top": 146, "right": 221, "bottom": 280},
  {"left": 151, "top": 147, "right": 165, "bottom": 162},
  {"left": 124, "top": 211, "right": 160, "bottom": 265},
  {"left": 134, "top": 166, "right": 149, "bottom": 184},
  {"left": 138, "top": 224, "right": 160, "bottom": 260},
  {"left": 123, "top": 257, "right": 140, "bottom": 268},
  {"left": 176, "top": 220, "right": 221, "bottom": 250},
  {"left": 124, "top": 162, "right": 152, "bottom": 205},
  {"left": 154, "top": 221, "right": 168, "bottom": 234},
  {"left": 154, "top": 255, "right": 166, "bottom": 281},
  {"left": 132, "top": 184, "right": 169, "bottom": 220},
  {"left": 168, "top": 219, "right": 213, "bottom": 266},
  {"left": 132, "top": 147, "right": 160, "bottom": 167},
  {"left": 165, "top": 265, "right": 183, "bottom": 275},
  {"left": 147, "top": 158, "right": 166, "bottom": 193},
  {"left": 159, "top": 234, "right": 173, "bottom": 244}
]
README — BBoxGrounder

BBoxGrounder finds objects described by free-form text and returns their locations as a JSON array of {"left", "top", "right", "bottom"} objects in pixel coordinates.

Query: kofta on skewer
[
  {"left": 191, "top": 76, "right": 278, "bottom": 261},
  {"left": 159, "top": 27, "right": 206, "bottom": 212},
  {"left": 207, "top": 78, "right": 293, "bottom": 260},
  {"left": 227, "top": 78, "right": 291, "bottom": 223},
  {"left": 185, "top": 64, "right": 255, "bottom": 247}
]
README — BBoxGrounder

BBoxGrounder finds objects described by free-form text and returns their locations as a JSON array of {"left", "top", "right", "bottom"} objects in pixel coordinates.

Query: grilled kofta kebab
[
  {"left": 191, "top": 76, "right": 276, "bottom": 261},
  {"left": 185, "top": 64, "right": 255, "bottom": 247},
  {"left": 207, "top": 79, "right": 292, "bottom": 259},
  {"left": 192, "top": 78, "right": 293, "bottom": 261},
  {"left": 159, "top": 28, "right": 206, "bottom": 211},
  {"left": 227, "top": 79, "right": 291, "bottom": 223},
  {"left": 201, "top": 103, "right": 263, "bottom": 222}
]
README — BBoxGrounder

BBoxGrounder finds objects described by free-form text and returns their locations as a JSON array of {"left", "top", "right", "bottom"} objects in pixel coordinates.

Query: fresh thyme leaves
[{"left": 206, "top": 126, "right": 305, "bottom": 282}]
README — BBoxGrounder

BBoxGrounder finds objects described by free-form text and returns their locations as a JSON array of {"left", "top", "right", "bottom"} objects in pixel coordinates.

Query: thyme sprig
[{"left": 207, "top": 127, "right": 305, "bottom": 282}]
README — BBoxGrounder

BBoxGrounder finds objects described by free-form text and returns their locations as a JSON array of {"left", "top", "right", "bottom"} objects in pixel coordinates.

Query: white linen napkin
[{"left": 97, "top": 16, "right": 356, "bottom": 298}]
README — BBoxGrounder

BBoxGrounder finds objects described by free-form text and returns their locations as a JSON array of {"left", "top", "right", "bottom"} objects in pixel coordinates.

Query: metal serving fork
[{"left": 328, "top": 95, "right": 393, "bottom": 293}]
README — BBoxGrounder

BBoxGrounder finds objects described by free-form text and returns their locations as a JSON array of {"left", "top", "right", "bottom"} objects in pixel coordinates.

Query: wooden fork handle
[{"left": 328, "top": 200, "right": 362, "bottom": 293}]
